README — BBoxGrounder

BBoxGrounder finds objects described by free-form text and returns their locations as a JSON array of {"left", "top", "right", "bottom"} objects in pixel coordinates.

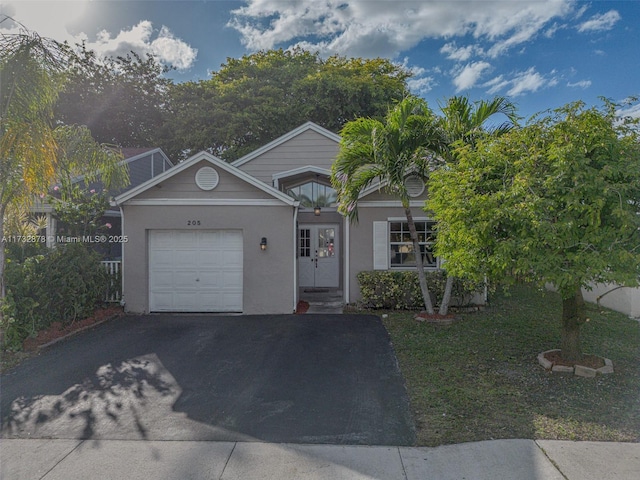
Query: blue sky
[{"left": 2, "top": 0, "right": 639, "bottom": 120}]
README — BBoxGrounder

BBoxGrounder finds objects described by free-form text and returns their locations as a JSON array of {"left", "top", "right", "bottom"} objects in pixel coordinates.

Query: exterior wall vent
[
  {"left": 195, "top": 166, "right": 219, "bottom": 191},
  {"left": 405, "top": 174, "right": 425, "bottom": 197}
]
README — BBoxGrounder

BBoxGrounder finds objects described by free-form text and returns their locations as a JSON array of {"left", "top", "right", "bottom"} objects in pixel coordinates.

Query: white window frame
[{"left": 373, "top": 217, "right": 439, "bottom": 270}]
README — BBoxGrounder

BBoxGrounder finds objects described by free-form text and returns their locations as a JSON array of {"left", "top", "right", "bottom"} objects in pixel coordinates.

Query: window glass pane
[
  {"left": 299, "top": 229, "right": 311, "bottom": 257},
  {"left": 389, "top": 221, "right": 437, "bottom": 268},
  {"left": 317, "top": 228, "right": 335, "bottom": 257},
  {"left": 286, "top": 181, "right": 337, "bottom": 208}
]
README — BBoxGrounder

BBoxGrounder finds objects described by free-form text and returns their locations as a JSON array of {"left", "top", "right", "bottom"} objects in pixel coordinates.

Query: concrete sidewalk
[{"left": 2, "top": 438, "right": 639, "bottom": 480}]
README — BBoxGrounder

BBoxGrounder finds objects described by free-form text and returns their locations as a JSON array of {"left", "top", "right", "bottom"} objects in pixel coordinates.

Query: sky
[{"left": 1, "top": 0, "right": 639, "bottom": 121}]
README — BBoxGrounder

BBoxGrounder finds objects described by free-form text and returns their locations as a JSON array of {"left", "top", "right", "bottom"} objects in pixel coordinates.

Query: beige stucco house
[{"left": 114, "top": 122, "right": 436, "bottom": 314}]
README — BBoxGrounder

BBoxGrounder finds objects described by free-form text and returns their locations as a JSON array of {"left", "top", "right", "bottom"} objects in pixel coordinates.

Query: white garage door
[{"left": 149, "top": 230, "right": 243, "bottom": 312}]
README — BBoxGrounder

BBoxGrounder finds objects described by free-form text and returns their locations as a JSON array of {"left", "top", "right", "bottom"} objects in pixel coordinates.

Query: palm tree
[
  {"left": 0, "top": 24, "right": 127, "bottom": 321},
  {"left": 435, "top": 96, "right": 519, "bottom": 315},
  {"left": 332, "top": 96, "right": 441, "bottom": 314}
]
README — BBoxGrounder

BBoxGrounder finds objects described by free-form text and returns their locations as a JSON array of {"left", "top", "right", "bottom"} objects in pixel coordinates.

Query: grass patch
[{"left": 381, "top": 283, "right": 640, "bottom": 446}]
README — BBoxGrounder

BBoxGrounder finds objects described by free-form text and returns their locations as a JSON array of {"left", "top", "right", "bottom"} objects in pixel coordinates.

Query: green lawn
[{"left": 381, "top": 283, "right": 640, "bottom": 446}]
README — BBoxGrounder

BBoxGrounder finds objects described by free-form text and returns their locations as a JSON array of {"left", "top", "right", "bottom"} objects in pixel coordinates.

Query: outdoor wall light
[
  {"left": 314, "top": 206, "right": 321, "bottom": 216},
  {"left": 260, "top": 237, "right": 268, "bottom": 251}
]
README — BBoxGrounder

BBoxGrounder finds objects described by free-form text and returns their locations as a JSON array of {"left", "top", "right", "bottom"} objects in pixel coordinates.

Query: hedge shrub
[
  {"left": 356, "top": 270, "right": 483, "bottom": 310},
  {"left": 1, "top": 243, "right": 108, "bottom": 350}
]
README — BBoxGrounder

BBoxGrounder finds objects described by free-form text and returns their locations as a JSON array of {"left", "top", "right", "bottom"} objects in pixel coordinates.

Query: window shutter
[{"left": 373, "top": 221, "right": 388, "bottom": 270}]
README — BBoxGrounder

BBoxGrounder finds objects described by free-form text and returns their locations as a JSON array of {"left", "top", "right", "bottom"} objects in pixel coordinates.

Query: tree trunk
[
  {"left": 439, "top": 275, "right": 454, "bottom": 316},
  {"left": 405, "top": 206, "right": 435, "bottom": 315},
  {"left": 561, "top": 287, "right": 586, "bottom": 362}
]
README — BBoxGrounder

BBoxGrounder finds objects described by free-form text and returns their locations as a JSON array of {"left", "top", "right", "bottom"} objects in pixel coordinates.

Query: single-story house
[{"left": 114, "top": 122, "right": 441, "bottom": 314}]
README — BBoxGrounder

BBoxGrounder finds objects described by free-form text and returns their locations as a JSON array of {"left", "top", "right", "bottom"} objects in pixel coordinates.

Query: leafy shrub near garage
[
  {"left": 356, "top": 270, "right": 484, "bottom": 310},
  {"left": 1, "top": 243, "right": 108, "bottom": 350}
]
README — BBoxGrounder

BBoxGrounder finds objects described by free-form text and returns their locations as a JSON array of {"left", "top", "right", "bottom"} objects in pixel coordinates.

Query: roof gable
[
  {"left": 232, "top": 122, "right": 341, "bottom": 168},
  {"left": 114, "top": 151, "right": 297, "bottom": 206}
]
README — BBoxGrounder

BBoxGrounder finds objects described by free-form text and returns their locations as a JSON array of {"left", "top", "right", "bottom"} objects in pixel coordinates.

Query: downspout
[
  {"left": 111, "top": 196, "right": 126, "bottom": 310},
  {"left": 119, "top": 204, "right": 125, "bottom": 308},
  {"left": 293, "top": 204, "right": 299, "bottom": 312},
  {"left": 344, "top": 215, "right": 350, "bottom": 304}
]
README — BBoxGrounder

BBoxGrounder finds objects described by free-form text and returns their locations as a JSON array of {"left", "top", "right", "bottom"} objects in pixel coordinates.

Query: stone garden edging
[{"left": 537, "top": 349, "right": 614, "bottom": 377}]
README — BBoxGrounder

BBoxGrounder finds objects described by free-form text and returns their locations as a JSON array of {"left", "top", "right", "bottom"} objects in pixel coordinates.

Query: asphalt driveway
[{"left": 0, "top": 314, "right": 415, "bottom": 445}]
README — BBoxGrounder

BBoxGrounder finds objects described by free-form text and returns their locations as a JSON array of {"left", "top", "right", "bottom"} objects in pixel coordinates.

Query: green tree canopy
[
  {"left": 1, "top": 26, "right": 127, "bottom": 311},
  {"left": 55, "top": 46, "right": 171, "bottom": 148},
  {"left": 427, "top": 101, "right": 640, "bottom": 360},
  {"left": 433, "top": 95, "right": 519, "bottom": 314},
  {"left": 160, "top": 48, "right": 410, "bottom": 161}
]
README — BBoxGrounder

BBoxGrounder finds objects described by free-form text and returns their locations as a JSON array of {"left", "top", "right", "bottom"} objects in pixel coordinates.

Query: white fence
[{"left": 102, "top": 260, "right": 122, "bottom": 302}]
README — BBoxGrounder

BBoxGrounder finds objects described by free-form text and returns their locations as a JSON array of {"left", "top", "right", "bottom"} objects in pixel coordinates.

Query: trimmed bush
[
  {"left": 357, "top": 270, "right": 483, "bottom": 310},
  {"left": 1, "top": 243, "right": 108, "bottom": 350}
]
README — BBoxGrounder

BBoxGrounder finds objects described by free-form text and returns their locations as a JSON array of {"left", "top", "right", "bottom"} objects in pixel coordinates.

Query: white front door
[{"left": 298, "top": 224, "right": 339, "bottom": 288}]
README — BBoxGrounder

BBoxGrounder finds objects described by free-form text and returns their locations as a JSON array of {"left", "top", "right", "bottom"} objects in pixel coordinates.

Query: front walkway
[{"left": 298, "top": 287, "right": 344, "bottom": 313}]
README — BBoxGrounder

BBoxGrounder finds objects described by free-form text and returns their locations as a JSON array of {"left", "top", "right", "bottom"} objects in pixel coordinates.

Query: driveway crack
[
  {"left": 218, "top": 441, "right": 237, "bottom": 479},
  {"left": 41, "top": 439, "right": 84, "bottom": 479}
]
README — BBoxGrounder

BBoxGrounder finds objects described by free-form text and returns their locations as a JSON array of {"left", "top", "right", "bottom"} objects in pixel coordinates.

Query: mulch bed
[
  {"left": 22, "top": 306, "right": 123, "bottom": 352},
  {"left": 543, "top": 350, "right": 606, "bottom": 369}
]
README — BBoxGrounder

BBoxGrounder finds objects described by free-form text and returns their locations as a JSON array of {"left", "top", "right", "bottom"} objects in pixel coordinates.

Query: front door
[{"left": 298, "top": 224, "right": 339, "bottom": 288}]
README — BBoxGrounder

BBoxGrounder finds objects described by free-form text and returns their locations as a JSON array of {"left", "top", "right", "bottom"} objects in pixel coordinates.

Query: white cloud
[
  {"left": 407, "top": 76, "right": 437, "bottom": 95},
  {"left": 0, "top": 0, "right": 89, "bottom": 39},
  {"left": 617, "top": 102, "right": 640, "bottom": 120},
  {"left": 484, "top": 67, "right": 557, "bottom": 97},
  {"left": 229, "top": 0, "right": 575, "bottom": 58},
  {"left": 578, "top": 10, "right": 621, "bottom": 33},
  {"left": 507, "top": 68, "right": 547, "bottom": 96},
  {"left": 452, "top": 61, "right": 491, "bottom": 92},
  {"left": 440, "top": 42, "right": 483, "bottom": 62},
  {"left": 567, "top": 80, "right": 592, "bottom": 89},
  {"left": 484, "top": 75, "right": 510, "bottom": 95},
  {"left": 1, "top": 2, "right": 197, "bottom": 71}
]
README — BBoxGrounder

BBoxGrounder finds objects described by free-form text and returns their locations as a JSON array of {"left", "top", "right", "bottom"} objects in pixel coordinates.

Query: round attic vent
[
  {"left": 195, "top": 166, "right": 219, "bottom": 191},
  {"left": 405, "top": 174, "right": 425, "bottom": 197}
]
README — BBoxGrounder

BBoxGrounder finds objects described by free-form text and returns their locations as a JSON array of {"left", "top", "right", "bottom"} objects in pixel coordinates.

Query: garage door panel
[
  {"left": 149, "top": 230, "right": 243, "bottom": 312},
  {"left": 173, "top": 292, "right": 199, "bottom": 310},
  {"left": 225, "top": 251, "right": 243, "bottom": 266},
  {"left": 174, "top": 250, "right": 198, "bottom": 267},
  {"left": 151, "top": 272, "right": 174, "bottom": 289},
  {"left": 150, "top": 292, "right": 173, "bottom": 310},
  {"left": 175, "top": 231, "right": 198, "bottom": 247},
  {"left": 150, "top": 231, "right": 174, "bottom": 248},
  {"left": 199, "top": 271, "right": 221, "bottom": 287},
  {"left": 153, "top": 250, "right": 175, "bottom": 267},
  {"left": 222, "top": 271, "right": 243, "bottom": 287}
]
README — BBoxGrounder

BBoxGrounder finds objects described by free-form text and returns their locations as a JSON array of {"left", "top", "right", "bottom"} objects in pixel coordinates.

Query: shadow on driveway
[{"left": 1, "top": 314, "right": 415, "bottom": 445}]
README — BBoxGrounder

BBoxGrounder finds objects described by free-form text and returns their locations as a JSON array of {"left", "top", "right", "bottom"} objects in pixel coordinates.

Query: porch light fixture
[
  {"left": 260, "top": 237, "right": 268, "bottom": 251},
  {"left": 314, "top": 206, "right": 321, "bottom": 216}
]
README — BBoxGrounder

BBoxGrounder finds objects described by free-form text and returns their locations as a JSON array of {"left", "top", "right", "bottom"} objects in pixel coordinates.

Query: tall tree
[
  {"left": 1, "top": 28, "right": 65, "bottom": 303},
  {"left": 332, "top": 96, "right": 440, "bottom": 314},
  {"left": 434, "top": 96, "right": 519, "bottom": 315},
  {"left": 160, "top": 49, "right": 410, "bottom": 161},
  {"left": 0, "top": 26, "right": 127, "bottom": 324},
  {"left": 427, "top": 101, "right": 640, "bottom": 361},
  {"left": 55, "top": 45, "right": 171, "bottom": 147}
]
